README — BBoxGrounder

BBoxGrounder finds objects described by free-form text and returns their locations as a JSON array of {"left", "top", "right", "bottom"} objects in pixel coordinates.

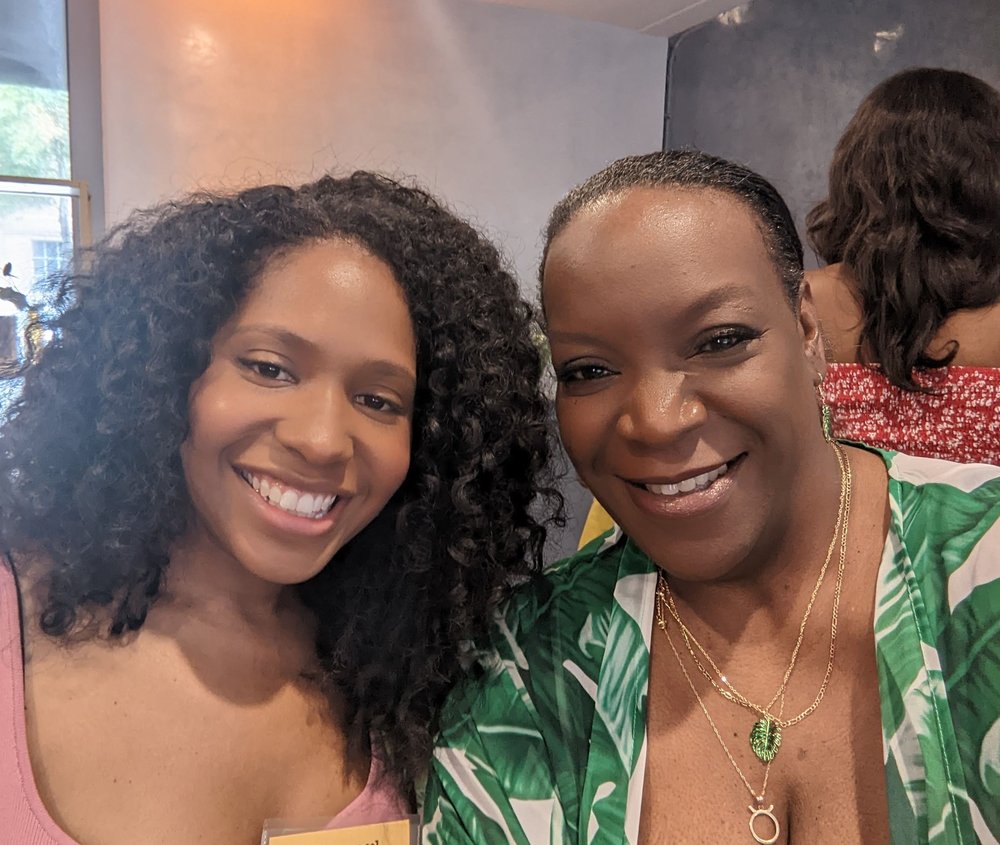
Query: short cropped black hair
[{"left": 541, "top": 148, "right": 804, "bottom": 305}]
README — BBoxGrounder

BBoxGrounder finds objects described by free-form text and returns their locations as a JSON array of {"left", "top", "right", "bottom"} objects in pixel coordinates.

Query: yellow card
[{"left": 268, "top": 818, "right": 413, "bottom": 845}]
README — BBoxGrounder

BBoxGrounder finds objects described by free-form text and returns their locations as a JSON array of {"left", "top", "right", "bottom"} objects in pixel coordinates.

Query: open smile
[
  {"left": 621, "top": 454, "right": 746, "bottom": 517},
  {"left": 238, "top": 469, "right": 340, "bottom": 520},
  {"left": 640, "top": 462, "right": 729, "bottom": 496},
  {"left": 626, "top": 454, "right": 745, "bottom": 497}
]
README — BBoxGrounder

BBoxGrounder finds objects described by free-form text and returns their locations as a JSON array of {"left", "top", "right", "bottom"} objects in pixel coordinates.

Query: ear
[{"left": 797, "top": 278, "right": 827, "bottom": 382}]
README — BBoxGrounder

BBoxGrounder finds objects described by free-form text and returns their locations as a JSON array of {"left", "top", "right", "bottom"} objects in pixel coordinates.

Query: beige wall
[{"left": 97, "top": 0, "right": 666, "bottom": 288}]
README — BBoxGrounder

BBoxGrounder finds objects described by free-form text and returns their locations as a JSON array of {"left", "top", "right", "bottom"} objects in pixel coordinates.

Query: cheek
[
  {"left": 378, "top": 424, "right": 413, "bottom": 493},
  {"left": 179, "top": 402, "right": 230, "bottom": 475},
  {"left": 179, "top": 439, "right": 198, "bottom": 495},
  {"left": 717, "top": 346, "right": 813, "bottom": 408},
  {"left": 555, "top": 395, "right": 603, "bottom": 465},
  {"left": 183, "top": 373, "right": 236, "bottom": 454}
]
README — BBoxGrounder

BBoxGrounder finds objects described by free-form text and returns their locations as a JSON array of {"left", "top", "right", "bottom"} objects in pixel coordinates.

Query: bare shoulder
[
  {"left": 6, "top": 548, "right": 113, "bottom": 668},
  {"left": 932, "top": 299, "right": 1000, "bottom": 366},
  {"left": 806, "top": 265, "right": 863, "bottom": 363},
  {"left": 2, "top": 547, "right": 49, "bottom": 629},
  {"left": 3, "top": 545, "right": 51, "bottom": 582}
]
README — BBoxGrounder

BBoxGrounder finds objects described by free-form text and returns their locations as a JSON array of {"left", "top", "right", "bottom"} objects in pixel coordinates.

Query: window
[
  {"left": 0, "top": 0, "right": 89, "bottom": 406},
  {"left": 32, "top": 238, "right": 65, "bottom": 281},
  {"left": 1, "top": 0, "right": 88, "bottom": 304}
]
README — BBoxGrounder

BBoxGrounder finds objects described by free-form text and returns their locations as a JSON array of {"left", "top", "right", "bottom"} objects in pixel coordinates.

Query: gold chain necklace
[
  {"left": 661, "top": 439, "right": 852, "bottom": 763},
  {"left": 658, "top": 593, "right": 784, "bottom": 845}
]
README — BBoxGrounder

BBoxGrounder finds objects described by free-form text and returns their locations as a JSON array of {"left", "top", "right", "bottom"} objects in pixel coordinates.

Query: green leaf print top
[{"left": 423, "top": 449, "right": 1000, "bottom": 844}]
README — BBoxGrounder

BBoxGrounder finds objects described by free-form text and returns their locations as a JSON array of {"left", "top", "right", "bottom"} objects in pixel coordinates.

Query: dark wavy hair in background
[
  {"left": 0, "top": 171, "right": 562, "bottom": 788},
  {"left": 540, "top": 148, "right": 804, "bottom": 306},
  {"left": 807, "top": 67, "right": 1000, "bottom": 390}
]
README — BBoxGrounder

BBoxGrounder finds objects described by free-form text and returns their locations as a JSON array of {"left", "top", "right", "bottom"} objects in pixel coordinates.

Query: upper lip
[
  {"left": 622, "top": 455, "right": 740, "bottom": 486},
  {"left": 236, "top": 466, "right": 350, "bottom": 497}
]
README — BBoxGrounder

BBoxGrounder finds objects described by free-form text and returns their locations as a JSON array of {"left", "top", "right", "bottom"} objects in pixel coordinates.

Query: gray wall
[
  {"left": 666, "top": 0, "right": 1000, "bottom": 265},
  {"left": 97, "top": 0, "right": 667, "bottom": 291}
]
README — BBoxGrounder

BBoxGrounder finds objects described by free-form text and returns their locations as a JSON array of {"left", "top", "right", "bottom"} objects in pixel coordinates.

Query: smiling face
[
  {"left": 543, "top": 186, "right": 826, "bottom": 581},
  {"left": 180, "top": 238, "right": 416, "bottom": 586}
]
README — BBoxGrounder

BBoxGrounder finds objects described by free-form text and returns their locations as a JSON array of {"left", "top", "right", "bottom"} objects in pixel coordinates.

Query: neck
[
  {"left": 161, "top": 525, "right": 298, "bottom": 631},
  {"left": 665, "top": 439, "right": 848, "bottom": 646},
  {"left": 149, "top": 527, "right": 319, "bottom": 695}
]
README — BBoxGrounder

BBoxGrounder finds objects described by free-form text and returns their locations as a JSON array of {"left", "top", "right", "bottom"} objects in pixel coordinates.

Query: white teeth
[
  {"left": 645, "top": 462, "right": 728, "bottom": 497},
  {"left": 239, "top": 471, "right": 338, "bottom": 519},
  {"left": 295, "top": 494, "right": 315, "bottom": 515}
]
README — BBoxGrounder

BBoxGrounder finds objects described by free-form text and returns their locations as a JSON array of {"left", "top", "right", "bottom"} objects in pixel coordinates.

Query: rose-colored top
[
  {"left": 0, "top": 563, "right": 408, "bottom": 844},
  {"left": 821, "top": 363, "right": 1000, "bottom": 465}
]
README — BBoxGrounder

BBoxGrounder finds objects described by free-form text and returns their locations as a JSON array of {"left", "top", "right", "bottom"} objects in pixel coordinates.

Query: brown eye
[
  {"left": 557, "top": 364, "right": 615, "bottom": 383},
  {"left": 256, "top": 362, "right": 283, "bottom": 378},
  {"left": 239, "top": 358, "right": 294, "bottom": 382},
  {"left": 356, "top": 394, "right": 404, "bottom": 415},
  {"left": 710, "top": 334, "right": 742, "bottom": 350},
  {"left": 699, "top": 327, "right": 761, "bottom": 354}
]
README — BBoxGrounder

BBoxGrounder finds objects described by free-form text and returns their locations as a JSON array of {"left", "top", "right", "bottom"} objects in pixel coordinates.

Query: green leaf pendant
[{"left": 750, "top": 718, "right": 782, "bottom": 762}]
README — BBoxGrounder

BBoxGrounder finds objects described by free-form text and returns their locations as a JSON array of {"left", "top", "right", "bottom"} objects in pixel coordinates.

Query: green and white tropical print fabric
[{"left": 422, "top": 449, "right": 1000, "bottom": 844}]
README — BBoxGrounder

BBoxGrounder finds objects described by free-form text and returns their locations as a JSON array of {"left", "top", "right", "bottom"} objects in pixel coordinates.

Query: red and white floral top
[{"left": 821, "top": 363, "right": 1000, "bottom": 465}]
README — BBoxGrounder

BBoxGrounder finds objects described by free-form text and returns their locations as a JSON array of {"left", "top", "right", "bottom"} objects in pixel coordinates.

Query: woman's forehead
[
  {"left": 547, "top": 188, "right": 767, "bottom": 278},
  {"left": 542, "top": 188, "right": 789, "bottom": 325}
]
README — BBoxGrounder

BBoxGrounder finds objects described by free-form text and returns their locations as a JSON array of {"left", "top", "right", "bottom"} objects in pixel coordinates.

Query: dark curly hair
[
  {"left": 541, "top": 149, "right": 804, "bottom": 306},
  {"left": 807, "top": 67, "right": 1000, "bottom": 390},
  {"left": 0, "top": 171, "right": 562, "bottom": 789}
]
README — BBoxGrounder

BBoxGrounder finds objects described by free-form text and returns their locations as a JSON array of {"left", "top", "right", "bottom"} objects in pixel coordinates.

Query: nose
[
  {"left": 615, "top": 371, "right": 707, "bottom": 446},
  {"left": 273, "top": 385, "right": 355, "bottom": 465}
]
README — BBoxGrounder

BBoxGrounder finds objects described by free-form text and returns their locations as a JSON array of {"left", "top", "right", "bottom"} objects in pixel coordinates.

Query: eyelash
[
  {"left": 556, "top": 363, "right": 616, "bottom": 384},
  {"left": 698, "top": 327, "right": 762, "bottom": 354},
  {"left": 554, "top": 326, "right": 761, "bottom": 382},
  {"left": 357, "top": 394, "right": 405, "bottom": 415},
  {"left": 239, "top": 358, "right": 295, "bottom": 383},
  {"left": 239, "top": 358, "right": 406, "bottom": 414}
]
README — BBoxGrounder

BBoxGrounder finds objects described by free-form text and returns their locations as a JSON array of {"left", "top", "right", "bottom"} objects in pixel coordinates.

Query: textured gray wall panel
[{"left": 666, "top": 0, "right": 1000, "bottom": 264}]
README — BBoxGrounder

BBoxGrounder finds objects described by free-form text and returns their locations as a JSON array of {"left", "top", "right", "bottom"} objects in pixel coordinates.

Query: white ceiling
[{"left": 472, "top": 0, "right": 744, "bottom": 37}]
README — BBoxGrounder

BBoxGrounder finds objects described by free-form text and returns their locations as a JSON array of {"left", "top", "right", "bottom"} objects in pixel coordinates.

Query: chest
[
  {"left": 22, "top": 642, "right": 368, "bottom": 845},
  {"left": 638, "top": 623, "right": 889, "bottom": 845}
]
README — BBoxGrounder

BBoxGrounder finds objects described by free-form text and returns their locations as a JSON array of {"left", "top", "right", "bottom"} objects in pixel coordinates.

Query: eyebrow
[
  {"left": 669, "top": 283, "right": 761, "bottom": 318},
  {"left": 547, "top": 282, "right": 760, "bottom": 343},
  {"left": 230, "top": 323, "right": 417, "bottom": 382},
  {"left": 230, "top": 323, "right": 314, "bottom": 350},
  {"left": 366, "top": 360, "right": 418, "bottom": 385}
]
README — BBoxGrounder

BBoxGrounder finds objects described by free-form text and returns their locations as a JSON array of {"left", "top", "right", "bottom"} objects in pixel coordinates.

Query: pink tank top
[{"left": 0, "top": 562, "right": 409, "bottom": 843}]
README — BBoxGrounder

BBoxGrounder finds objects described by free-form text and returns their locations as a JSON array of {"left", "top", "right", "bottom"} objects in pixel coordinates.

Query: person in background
[
  {"left": 423, "top": 150, "right": 1000, "bottom": 845},
  {"left": 0, "top": 172, "right": 559, "bottom": 845},
  {"left": 807, "top": 67, "right": 1000, "bottom": 464}
]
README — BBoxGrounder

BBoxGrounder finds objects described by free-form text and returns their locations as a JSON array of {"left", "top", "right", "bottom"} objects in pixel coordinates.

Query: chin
[
  {"left": 629, "top": 531, "right": 747, "bottom": 583},
  {"left": 234, "top": 542, "right": 339, "bottom": 586}
]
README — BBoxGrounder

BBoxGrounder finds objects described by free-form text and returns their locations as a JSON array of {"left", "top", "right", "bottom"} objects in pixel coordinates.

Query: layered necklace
[{"left": 654, "top": 439, "right": 852, "bottom": 844}]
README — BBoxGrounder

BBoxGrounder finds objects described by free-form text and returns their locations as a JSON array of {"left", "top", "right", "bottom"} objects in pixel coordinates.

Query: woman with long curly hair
[
  {"left": 0, "top": 171, "right": 559, "bottom": 845},
  {"left": 806, "top": 67, "right": 1000, "bottom": 463}
]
